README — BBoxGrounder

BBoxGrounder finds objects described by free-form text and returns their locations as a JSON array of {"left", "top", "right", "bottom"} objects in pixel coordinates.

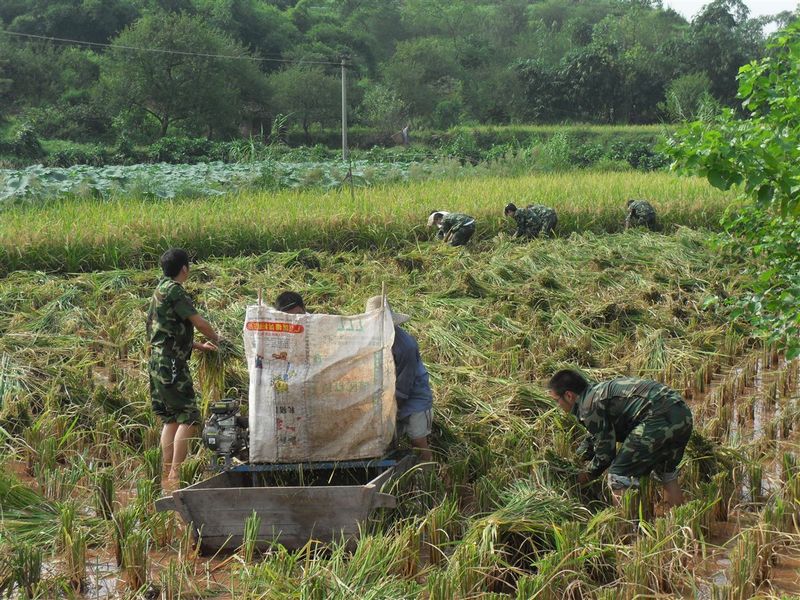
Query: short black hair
[
  {"left": 275, "top": 291, "right": 305, "bottom": 312},
  {"left": 160, "top": 248, "right": 190, "bottom": 278},
  {"left": 548, "top": 369, "right": 589, "bottom": 396},
  {"left": 504, "top": 202, "right": 517, "bottom": 215}
]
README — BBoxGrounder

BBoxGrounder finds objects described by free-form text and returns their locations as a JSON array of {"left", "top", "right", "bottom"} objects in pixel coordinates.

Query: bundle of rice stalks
[
  {"left": 296, "top": 531, "right": 424, "bottom": 598},
  {"left": 135, "top": 479, "right": 156, "bottom": 515},
  {"left": 113, "top": 505, "right": 140, "bottom": 567},
  {"left": 159, "top": 558, "right": 203, "bottom": 600},
  {"left": 422, "top": 497, "right": 462, "bottom": 567},
  {"left": 179, "top": 456, "right": 205, "bottom": 488},
  {"left": 464, "top": 480, "right": 587, "bottom": 564},
  {"left": 728, "top": 529, "right": 762, "bottom": 600},
  {"left": 37, "top": 464, "right": 84, "bottom": 503},
  {"left": 0, "top": 471, "right": 62, "bottom": 547},
  {"left": 682, "top": 430, "right": 739, "bottom": 484},
  {"left": 194, "top": 338, "right": 241, "bottom": 418},
  {"left": 63, "top": 526, "right": 87, "bottom": 592},
  {"left": 142, "top": 446, "right": 162, "bottom": 491},
  {"left": 542, "top": 449, "right": 581, "bottom": 483}
]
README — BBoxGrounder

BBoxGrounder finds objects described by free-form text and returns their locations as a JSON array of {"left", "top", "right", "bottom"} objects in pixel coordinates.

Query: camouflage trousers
[
  {"left": 148, "top": 355, "right": 200, "bottom": 425},
  {"left": 608, "top": 398, "right": 693, "bottom": 489},
  {"left": 448, "top": 223, "right": 476, "bottom": 246},
  {"left": 626, "top": 208, "right": 657, "bottom": 230},
  {"left": 521, "top": 211, "right": 557, "bottom": 238}
]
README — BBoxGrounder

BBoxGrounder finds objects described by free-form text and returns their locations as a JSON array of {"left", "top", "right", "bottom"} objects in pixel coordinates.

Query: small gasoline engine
[{"left": 201, "top": 399, "right": 248, "bottom": 469}]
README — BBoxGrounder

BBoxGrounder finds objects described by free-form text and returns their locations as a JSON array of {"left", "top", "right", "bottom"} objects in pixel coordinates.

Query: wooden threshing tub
[{"left": 154, "top": 452, "right": 415, "bottom": 554}]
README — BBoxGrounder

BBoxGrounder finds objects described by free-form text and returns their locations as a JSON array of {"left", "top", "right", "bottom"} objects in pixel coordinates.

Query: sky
[{"left": 663, "top": 0, "right": 798, "bottom": 21}]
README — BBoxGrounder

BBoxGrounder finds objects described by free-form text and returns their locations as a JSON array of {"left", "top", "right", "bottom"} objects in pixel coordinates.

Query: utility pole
[{"left": 341, "top": 57, "right": 349, "bottom": 162}]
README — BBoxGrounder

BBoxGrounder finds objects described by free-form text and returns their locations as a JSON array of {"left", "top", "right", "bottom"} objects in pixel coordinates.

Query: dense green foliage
[
  {"left": 667, "top": 21, "right": 800, "bottom": 359},
  {"left": 0, "top": 0, "right": 789, "bottom": 154},
  {"left": 0, "top": 123, "right": 673, "bottom": 169}
]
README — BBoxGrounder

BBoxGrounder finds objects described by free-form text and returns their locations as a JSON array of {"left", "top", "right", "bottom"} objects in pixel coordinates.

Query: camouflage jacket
[
  {"left": 626, "top": 200, "right": 656, "bottom": 226},
  {"left": 571, "top": 377, "right": 683, "bottom": 477},
  {"left": 437, "top": 213, "right": 476, "bottom": 239},
  {"left": 513, "top": 205, "right": 556, "bottom": 237},
  {"left": 147, "top": 278, "right": 197, "bottom": 361}
]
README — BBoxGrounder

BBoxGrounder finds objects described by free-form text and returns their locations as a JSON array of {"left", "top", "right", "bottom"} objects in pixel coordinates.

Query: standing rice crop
[
  {"left": 9, "top": 543, "right": 42, "bottom": 599},
  {"left": 121, "top": 529, "right": 149, "bottom": 592},
  {"left": 241, "top": 510, "right": 261, "bottom": 563},
  {"left": 93, "top": 468, "right": 115, "bottom": 520}
]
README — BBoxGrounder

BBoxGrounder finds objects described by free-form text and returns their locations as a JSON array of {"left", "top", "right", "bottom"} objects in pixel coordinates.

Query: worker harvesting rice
[
  {"left": 504, "top": 203, "right": 557, "bottom": 238},
  {"left": 427, "top": 210, "right": 476, "bottom": 246},
  {"left": 147, "top": 248, "right": 221, "bottom": 488},
  {"left": 625, "top": 199, "right": 657, "bottom": 230},
  {"left": 548, "top": 369, "right": 693, "bottom": 507},
  {"left": 366, "top": 296, "right": 433, "bottom": 462}
]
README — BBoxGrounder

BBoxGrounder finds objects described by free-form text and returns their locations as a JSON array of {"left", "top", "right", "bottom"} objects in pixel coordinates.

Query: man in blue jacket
[{"left": 366, "top": 296, "right": 433, "bottom": 462}]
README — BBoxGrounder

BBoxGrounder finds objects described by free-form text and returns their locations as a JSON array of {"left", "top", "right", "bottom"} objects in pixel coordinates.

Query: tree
[
  {"left": 686, "top": 0, "right": 764, "bottom": 105},
  {"left": 268, "top": 65, "right": 340, "bottom": 143},
  {"left": 359, "top": 82, "right": 407, "bottom": 133},
  {"left": 512, "top": 59, "right": 565, "bottom": 122},
  {"left": 382, "top": 37, "right": 462, "bottom": 123},
  {"left": 666, "top": 21, "right": 800, "bottom": 357},
  {"left": 6, "top": 0, "right": 140, "bottom": 44},
  {"left": 100, "top": 12, "right": 269, "bottom": 138},
  {"left": 659, "top": 72, "right": 713, "bottom": 122},
  {"left": 0, "top": 58, "right": 11, "bottom": 123},
  {"left": 0, "top": 38, "right": 67, "bottom": 108},
  {"left": 193, "top": 0, "right": 299, "bottom": 69},
  {"left": 559, "top": 44, "right": 624, "bottom": 122}
]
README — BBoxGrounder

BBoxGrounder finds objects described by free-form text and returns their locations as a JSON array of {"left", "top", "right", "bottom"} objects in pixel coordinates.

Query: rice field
[
  {"left": 1, "top": 170, "right": 799, "bottom": 599},
  {"left": 3, "top": 171, "right": 734, "bottom": 273}
]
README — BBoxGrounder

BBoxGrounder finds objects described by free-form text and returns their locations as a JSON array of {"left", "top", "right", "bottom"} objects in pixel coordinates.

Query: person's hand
[
  {"left": 577, "top": 472, "right": 591, "bottom": 485},
  {"left": 195, "top": 341, "right": 218, "bottom": 352}
]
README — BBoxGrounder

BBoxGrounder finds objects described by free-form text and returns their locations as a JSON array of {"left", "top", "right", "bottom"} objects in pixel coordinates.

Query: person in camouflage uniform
[
  {"left": 427, "top": 211, "right": 476, "bottom": 246},
  {"left": 625, "top": 199, "right": 657, "bottom": 230},
  {"left": 548, "top": 369, "right": 693, "bottom": 507},
  {"left": 147, "top": 248, "right": 220, "bottom": 487},
  {"left": 504, "top": 203, "right": 557, "bottom": 238}
]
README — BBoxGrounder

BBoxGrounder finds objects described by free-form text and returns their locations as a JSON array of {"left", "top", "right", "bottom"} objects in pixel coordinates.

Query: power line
[{"left": 0, "top": 29, "right": 343, "bottom": 66}]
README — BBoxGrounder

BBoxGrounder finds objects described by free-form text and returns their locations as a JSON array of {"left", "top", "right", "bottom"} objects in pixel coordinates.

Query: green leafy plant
[{"left": 666, "top": 22, "right": 800, "bottom": 358}]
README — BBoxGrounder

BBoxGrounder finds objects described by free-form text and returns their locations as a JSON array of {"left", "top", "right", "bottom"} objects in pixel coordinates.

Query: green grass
[{"left": 0, "top": 171, "right": 735, "bottom": 273}]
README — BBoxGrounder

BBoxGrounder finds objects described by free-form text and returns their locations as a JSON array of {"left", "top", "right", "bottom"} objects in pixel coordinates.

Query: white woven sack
[{"left": 243, "top": 303, "right": 396, "bottom": 462}]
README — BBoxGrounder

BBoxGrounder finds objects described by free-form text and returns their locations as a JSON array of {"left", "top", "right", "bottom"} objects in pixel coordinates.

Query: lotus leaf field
[
  {"left": 0, "top": 171, "right": 799, "bottom": 599},
  {"left": 0, "top": 160, "right": 440, "bottom": 205}
]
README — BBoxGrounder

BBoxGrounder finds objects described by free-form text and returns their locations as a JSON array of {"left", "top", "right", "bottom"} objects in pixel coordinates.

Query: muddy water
[
  {"left": 689, "top": 354, "right": 800, "bottom": 598},
  {"left": 82, "top": 556, "right": 118, "bottom": 599}
]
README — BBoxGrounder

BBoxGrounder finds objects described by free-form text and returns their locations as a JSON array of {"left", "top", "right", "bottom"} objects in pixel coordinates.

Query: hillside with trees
[{"left": 0, "top": 0, "right": 794, "bottom": 147}]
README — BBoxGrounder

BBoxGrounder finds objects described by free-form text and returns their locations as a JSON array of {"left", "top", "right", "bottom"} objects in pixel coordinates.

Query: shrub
[
  {"left": 11, "top": 123, "right": 44, "bottom": 159},
  {"left": 46, "top": 144, "right": 111, "bottom": 167},
  {"left": 145, "top": 137, "right": 214, "bottom": 163}
]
